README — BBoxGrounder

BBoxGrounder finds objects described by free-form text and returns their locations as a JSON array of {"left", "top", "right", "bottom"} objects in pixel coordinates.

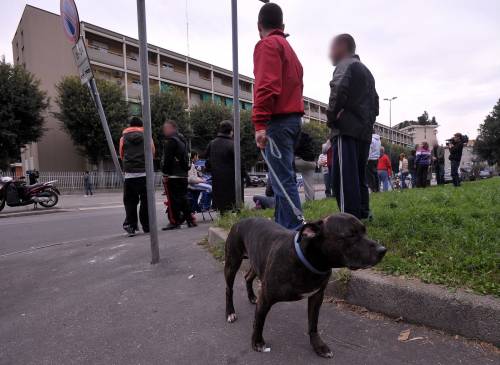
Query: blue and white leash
[
  {"left": 260, "top": 136, "right": 305, "bottom": 224},
  {"left": 294, "top": 233, "right": 330, "bottom": 275}
]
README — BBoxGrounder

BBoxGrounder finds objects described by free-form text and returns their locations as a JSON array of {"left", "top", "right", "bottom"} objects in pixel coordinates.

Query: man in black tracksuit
[
  {"left": 449, "top": 133, "right": 465, "bottom": 187},
  {"left": 119, "top": 117, "right": 155, "bottom": 236},
  {"left": 161, "top": 120, "right": 196, "bottom": 230},
  {"left": 326, "top": 34, "right": 379, "bottom": 219}
]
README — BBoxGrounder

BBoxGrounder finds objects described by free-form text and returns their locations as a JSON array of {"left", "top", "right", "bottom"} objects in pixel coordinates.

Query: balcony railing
[{"left": 87, "top": 46, "right": 124, "bottom": 68}]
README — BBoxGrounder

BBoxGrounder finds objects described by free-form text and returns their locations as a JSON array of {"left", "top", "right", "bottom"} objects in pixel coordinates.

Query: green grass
[{"left": 217, "top": 178, "right": 500, "bottom": 297}]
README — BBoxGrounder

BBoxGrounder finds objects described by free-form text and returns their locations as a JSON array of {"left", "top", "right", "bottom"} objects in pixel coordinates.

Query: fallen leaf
[
  {"left": 407, "top": 337, "right": 425, "bottom": 342},
  {"left": 398, "top": 329, "right": 411, "bottom": 342},
  {"left": 188, "top": 274, "right": 194, "bottom": 279}
]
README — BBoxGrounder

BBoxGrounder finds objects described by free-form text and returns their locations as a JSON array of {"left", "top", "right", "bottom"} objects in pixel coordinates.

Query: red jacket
[
  {"left": 377, "top": 154, "right": 392, "bottom": 176},
  {"left": 252, "top": 30, "right": 304, "bottom": 131}
]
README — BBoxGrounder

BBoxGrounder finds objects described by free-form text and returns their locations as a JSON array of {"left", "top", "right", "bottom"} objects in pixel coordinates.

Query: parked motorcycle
[{"left": 0, "top": 177, "right": 61, "bottom": 212}]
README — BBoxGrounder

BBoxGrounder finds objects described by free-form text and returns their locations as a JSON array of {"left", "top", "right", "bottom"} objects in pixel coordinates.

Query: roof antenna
[{"left": 185, "top": 0, "right": 190, "bottom": 58}]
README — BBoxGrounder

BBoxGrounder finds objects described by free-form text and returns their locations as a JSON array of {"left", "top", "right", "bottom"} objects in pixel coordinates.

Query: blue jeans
[
  {"left": 378, "top": 170, "right": 390, "bottom": 192},
  {"left": 265, "top": 115, "right": 302, "bottom": 229},
  {"left": 401, "top": 172, "right": 408, "bottom": 189}
]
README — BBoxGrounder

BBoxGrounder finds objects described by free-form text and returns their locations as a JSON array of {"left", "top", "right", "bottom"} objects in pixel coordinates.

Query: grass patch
[
  {"left": 198, "top": 237, "right": 225, "bottom": 262},
  {"left": 217, "top": 178, "right": 500, "bottom": 297}
]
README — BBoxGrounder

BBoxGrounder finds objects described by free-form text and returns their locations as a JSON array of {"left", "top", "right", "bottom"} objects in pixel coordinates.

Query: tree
[
  {"left": 188, "top": 102, "right": 259, "bottom": 170},
  {"left": 0, "top": 59, "right": 49, "bottom": 170},
  {"left": 301, "top": 121, "right": 330, "bottom": 157},
  {"left": 394, "top": 111, "right": 438, "bottom": 130},
  {"left": 150, "top": 89, "right": 188, "bottom": 163},
  {"left": 189, "top": 102, "right": 232, "bottom": 152},
  {"left": 54, "top": 76, "right": 129, "bottom": 166},
  {"left": 474, "top": 99, "right": 500, "bottom": 165}
]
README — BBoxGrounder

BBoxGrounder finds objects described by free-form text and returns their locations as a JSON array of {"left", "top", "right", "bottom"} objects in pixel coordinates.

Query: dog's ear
[{"left": 300, "top": 220, "right": 324, "bottom": 240}]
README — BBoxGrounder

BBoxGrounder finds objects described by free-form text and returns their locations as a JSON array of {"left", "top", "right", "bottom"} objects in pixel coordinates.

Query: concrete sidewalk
[{"left": 0, "top": 225, "right": 497, "bottom": 365}]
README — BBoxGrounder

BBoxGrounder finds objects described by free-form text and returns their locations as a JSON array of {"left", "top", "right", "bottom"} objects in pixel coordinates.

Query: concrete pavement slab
[{"left": 0, "top": 225, "right": 498, "bottom": 365}]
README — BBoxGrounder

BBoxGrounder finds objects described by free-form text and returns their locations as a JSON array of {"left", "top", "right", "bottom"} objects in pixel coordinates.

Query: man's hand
[{"left": 255, "top": 129, "right": 267, "bottom": 149}]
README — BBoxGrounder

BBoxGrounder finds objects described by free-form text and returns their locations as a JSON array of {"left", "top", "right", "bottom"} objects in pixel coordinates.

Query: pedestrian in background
[
  {"left": 415, "top": 141, "right": 432, "bottom": 188},
  {"left": 252, "top": 2, "right": 304, "bottom": 229},
  {"left": 327, "top": 33, "right": 379, "bottom": 220},
  {"left": 321, "top": 140, "right": 334, "bottom": 197},
  {"left": 448, "top": 133, "right": 466, "bottom": 187},
  {"left": 366, "top": 133, "right": 381, "bottom": 192},
  {"left": 377, "top": 147, "right": 392, "bottom": 192},
  {"left": 294, "top": 130, "right": 316, "bottom": 201},
  {"left": 205, "top": 121, "right": 242, "bottom": 214},
  {"left": 432, "top": 142, "right": 445, "bottom": 185},
  {"left": 408, "top": 149, "right": 417, "bottom": 188},
  {"left": 317, "top": 152, "right": 330, "bottom": 198},
  {"left": 399, "top": 153, "right": 409, "bottom": 189},
  {"left": 162, "top": 120, "right": 196, "bottom": 230},
  {"left": 119, "top": 117, "right": 154, "bottom": 237},
  {"left": 83, "top": 171, "right": 93, "bottom": 197}
]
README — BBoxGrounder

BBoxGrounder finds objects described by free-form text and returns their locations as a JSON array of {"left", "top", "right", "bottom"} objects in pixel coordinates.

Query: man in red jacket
[{"left": 253, "top": 2, "right": 304, "bottom": 229}]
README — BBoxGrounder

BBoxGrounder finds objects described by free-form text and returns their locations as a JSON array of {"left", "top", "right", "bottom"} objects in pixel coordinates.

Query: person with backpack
[
  {"left": 119, "top": 117, "right": 155, "bottom": 237},
  {"left": 205, "top": 121, "right": 243, "bottom": 214},
  {"left": 415, "top": 141, "right": 432, "bottom": 188},
  {"left": 294, "top": 130, "right": 316, "bottom": 201},
  {"left": 161, "top": 120, "right": 196, "bottom": 230}
]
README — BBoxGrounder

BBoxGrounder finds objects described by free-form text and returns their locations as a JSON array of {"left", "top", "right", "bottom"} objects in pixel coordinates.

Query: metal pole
[
  {"left": 137, "top": 0, "right": 160, "bottom": 264},
  {"left": 87, "top": 79, "right": 122, "bottom": 177},
  {"left": 231, "top": 0, "right": 242, "bottom": 209}
]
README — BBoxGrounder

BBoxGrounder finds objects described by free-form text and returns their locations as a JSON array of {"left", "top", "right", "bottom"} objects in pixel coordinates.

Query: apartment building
[
  {"left": 12, "top": 5, "right": 411, "bottom": 172},
  {"left": 398, "top": 124, "right": 438, "bottom": 147}
]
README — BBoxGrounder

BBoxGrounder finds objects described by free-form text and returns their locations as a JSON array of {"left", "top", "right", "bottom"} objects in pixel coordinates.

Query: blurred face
[
  {"left": 330, "top": 38, "right": 347, "bottom": 66},
  {"left": 163, "top": 123, "right": 176, "bottom": 137}
]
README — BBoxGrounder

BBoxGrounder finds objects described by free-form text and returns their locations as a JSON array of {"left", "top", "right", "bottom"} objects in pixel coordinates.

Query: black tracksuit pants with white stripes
[{"left": 332, "top": 135, "right": 371, "bottom": 219}]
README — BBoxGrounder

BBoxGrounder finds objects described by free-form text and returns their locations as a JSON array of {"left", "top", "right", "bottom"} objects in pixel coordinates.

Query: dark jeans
[
  {"left": 323, "top": 169, "right": 334, "bottom": 197},
  {"left": 401, "top": 172, "right": 409, "bottom": 189},
  {"left": 416, "top": 165, "right": 429, "bottom": 188},
  {"left": 84, "top": 184, "right": 93, "bottom": 195},
  {"left": 265, "top": 114, "right": 302, "bottom": 229},
  {"left": 434, "top": 162, "right": 445, "bottom": 185},
  {"left": 410, "top": 170, "right": 417, "bottom": 188},
  {"left": 163, "top": 176, "right": 193, "bottom": 225},
  {"left": 332, "top": 135, "right": 371, "bottom": 219},
  {"left": 450, "top": 160, "right": 461, "bottom": 187},
  {"left": 366, "top": 159, "right": 379, "bottom": 192},
  {"left": 123, "top": 176, "right": 149, "bottom": 231}
]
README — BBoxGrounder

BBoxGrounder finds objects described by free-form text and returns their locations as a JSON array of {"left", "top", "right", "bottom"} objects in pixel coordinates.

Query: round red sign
[{"left": 60, "top": 0, "right": 80, "bottom": 44}]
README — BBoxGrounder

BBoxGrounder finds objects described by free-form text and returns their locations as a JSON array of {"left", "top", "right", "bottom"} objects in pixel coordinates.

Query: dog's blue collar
[{"left": 294, "top": 233, "right": 330, "bottom": 275}]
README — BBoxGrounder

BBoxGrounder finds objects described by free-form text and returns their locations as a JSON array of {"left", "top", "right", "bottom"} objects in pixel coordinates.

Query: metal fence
[{"left": 0, "top": 171, "right": 164, "bottom": 192}]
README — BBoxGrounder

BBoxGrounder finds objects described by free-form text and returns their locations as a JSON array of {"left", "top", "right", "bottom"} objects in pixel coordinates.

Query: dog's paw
[
  {"left": 314, "top": 344, "right": 333, "bottom": 359},
  {"left": 253, "top": 341, "right": 271, "bottom": 353},
  {"left": 227, "top": 313, "right": 237, "bottom": 323}
]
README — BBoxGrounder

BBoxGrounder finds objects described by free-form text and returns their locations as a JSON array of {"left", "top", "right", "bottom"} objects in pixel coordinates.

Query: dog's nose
[{"left": 376, "top": 245, "right": 387, "bottom": 258}]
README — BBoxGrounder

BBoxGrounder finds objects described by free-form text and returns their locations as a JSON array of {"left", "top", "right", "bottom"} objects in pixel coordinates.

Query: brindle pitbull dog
[{"left": 224, "top": 213, "right": 387, "bottom": 358}]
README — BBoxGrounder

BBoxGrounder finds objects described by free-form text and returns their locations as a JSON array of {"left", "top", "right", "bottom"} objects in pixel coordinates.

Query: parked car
[
  {"left": 246, "top": 174, "right": 266, "bottom": 187},
  {"left": 479, "top": 169, "right": 492, "bottom": 179}
]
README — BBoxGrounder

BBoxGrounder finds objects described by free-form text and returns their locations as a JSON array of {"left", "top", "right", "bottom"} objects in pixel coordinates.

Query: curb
[
  {"left": 207, "top": 227, "right": 500, "bottom": 346},
  {"left": 0, "top": 208, "right": 70, "bottom": 219}
]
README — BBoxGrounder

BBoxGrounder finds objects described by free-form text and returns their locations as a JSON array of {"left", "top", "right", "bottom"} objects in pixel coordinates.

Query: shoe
[
  {"left": 162, "top": 223, "right": 180, "bottom": 231},
  {"left": 125, "top": 226, "right": 136, "bottom": 237},
  {"left": 187, "top": 220, "right": 197, "bottom": 228}
]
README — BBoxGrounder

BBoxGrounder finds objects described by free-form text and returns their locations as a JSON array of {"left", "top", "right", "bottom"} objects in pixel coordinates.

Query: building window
[
  {"left": 198, "top": 68, "right": 211, "bottom": 80},
  {"left": 161, "top": 62, "right": 173, "bottom": 71}
]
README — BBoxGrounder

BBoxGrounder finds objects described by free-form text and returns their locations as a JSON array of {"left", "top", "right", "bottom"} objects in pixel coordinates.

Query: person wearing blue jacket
[{"left": 415, "top": 141, "right": 432, "bottom": 188}]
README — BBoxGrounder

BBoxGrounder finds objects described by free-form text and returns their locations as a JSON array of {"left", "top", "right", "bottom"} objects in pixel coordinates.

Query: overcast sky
[{"left": 2, "top": 0, "right": 500, "bottom": 142}]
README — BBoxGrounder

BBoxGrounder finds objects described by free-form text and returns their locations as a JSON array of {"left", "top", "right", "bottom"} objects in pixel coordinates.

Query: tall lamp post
[{"left": 384, "top": 96, "right": 398, "bottom": 144}]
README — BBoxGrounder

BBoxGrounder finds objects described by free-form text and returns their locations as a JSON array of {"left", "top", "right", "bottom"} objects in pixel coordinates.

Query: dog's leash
[{"left": 260, "top": 137, "right": 305, "bottom": 224}]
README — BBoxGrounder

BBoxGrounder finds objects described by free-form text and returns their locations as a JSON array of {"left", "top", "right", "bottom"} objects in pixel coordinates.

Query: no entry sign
[{"left": 60, "top": 0, "right": 80, "bottom": 44}]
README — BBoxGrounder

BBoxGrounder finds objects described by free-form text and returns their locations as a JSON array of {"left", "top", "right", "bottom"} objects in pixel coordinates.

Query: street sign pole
[
  {"left": 231, "top": 0, "right": 242, "bottom": 209},
  {"left": 86, "top": 78, "right": 123, "bottom": 176},
  {"left": 63, "top": 0, "right": 122, "bottom": 177},
  {"left": 136, "top": 0, "right": 160, "bottom": 264}
]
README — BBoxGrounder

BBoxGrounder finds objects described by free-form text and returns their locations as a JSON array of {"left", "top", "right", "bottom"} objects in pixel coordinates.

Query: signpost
[
  {"left": 231, "top": 0, "right": 242, "bottom": 209},
  {"left": 60, "top": 0, "right": 122, "bottom": 178},
  {"left": 136, "top": 0, "right": 160, "bottom": 264}
]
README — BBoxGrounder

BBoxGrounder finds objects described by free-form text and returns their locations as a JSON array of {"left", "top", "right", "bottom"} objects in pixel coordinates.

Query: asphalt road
[{"left": 0, "top": 192, "right": 498, "bottom": 364}]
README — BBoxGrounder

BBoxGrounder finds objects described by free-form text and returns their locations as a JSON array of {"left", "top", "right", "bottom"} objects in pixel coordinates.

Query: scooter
[{"left": 0, "top": 176, "right": 61, "bottom": 212}]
